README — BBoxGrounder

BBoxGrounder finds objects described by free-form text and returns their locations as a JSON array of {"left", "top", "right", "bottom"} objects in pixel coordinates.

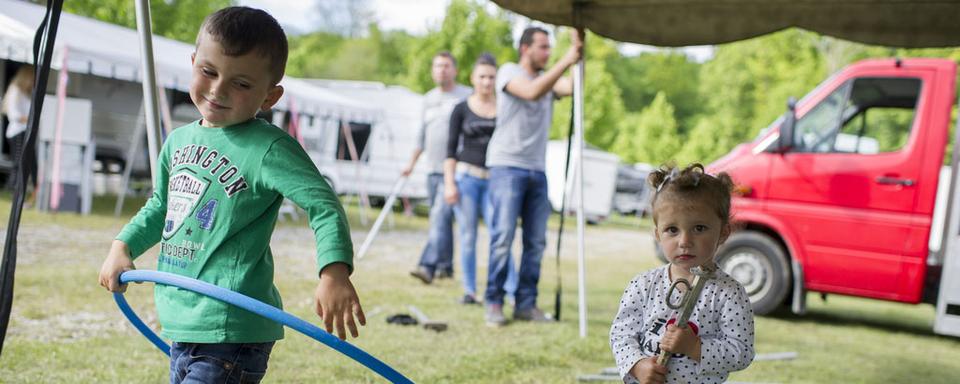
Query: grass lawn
[{"left": 0, "top": 192, "right": 957, "bottom": 383}]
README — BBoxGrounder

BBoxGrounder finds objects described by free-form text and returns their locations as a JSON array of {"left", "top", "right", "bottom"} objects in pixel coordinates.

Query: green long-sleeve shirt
[{"left": 117, "top": 118, "right": 353, "bottom": 343}]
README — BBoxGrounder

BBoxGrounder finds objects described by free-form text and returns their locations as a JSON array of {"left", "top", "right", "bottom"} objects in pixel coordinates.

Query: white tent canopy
[{"left": 0, "top": 0, "right": 378, "bottom": 122}]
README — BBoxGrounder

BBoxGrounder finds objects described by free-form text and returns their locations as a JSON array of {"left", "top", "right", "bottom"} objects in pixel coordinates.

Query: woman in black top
[{"left": 443, "top": 53, "right": 518, "bottom": 305}]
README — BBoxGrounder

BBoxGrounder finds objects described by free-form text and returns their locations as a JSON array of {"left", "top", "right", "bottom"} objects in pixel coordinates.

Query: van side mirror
[{"left": 778, "top": 97, "right": 797, "bottom": 152}]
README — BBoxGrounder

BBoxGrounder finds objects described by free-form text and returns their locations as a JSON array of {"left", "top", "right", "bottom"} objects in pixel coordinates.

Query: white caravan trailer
[
  {"left": 304, "top": 80, "right": 428, "bottom": 201},
  {"left": 0, "top": 0, "right": 376, "bottom": 206},
  {"left": 545, "top": 140, "right": 620, "bottom": 223}
]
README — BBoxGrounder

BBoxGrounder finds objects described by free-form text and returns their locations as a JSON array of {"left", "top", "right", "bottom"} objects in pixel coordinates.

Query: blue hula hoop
[{"left": 113, "top": 270, "right": 413, "bottom": 383}]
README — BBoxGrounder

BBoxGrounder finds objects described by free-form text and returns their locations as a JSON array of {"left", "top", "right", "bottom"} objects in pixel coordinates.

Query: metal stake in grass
[{"left": 407, "top": 305, "right": 448, "bottom": 332}]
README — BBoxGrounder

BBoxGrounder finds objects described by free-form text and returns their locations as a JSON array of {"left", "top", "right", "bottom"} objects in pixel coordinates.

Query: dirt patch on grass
[{"left": 8, "top": 310, "right": 157, "bottom": 343}]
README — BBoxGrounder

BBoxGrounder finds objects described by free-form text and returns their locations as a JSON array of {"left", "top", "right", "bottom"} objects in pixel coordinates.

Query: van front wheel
[{"left": 715, "top": 231, "right": 791, "bottom": 315}]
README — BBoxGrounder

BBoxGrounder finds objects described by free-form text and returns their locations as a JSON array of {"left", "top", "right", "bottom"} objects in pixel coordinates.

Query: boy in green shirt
[{"left": 98, "top": 7, "right": 364, "bottom": 383}]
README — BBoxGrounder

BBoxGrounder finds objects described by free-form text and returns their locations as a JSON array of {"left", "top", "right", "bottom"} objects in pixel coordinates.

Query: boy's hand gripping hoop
[{"left": 656, "top": 263, "right": 718, "bottom": 366}]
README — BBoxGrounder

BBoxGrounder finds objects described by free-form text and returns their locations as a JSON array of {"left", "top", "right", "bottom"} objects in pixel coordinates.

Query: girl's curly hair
[{"left": 648, "top": 163, "right": 735, "bottom": 226}]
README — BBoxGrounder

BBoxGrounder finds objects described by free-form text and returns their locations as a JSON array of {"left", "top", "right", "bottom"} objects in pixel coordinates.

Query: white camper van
[
  {"left": 545, "top": 140, "right": 620, "bottom": 223},
  {"left": 0, "top": 1, "right": 384, "bottom": 209},
  {"left": 303, "top": 80, "right": 429, "bottom": 202}
]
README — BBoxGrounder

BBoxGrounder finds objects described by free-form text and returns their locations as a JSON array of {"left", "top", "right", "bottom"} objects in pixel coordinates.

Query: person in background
[
  {"left": 482, "top": 27, "right": 582, "bottom": 326},
  {"left": 2, "top": 65, "right": 38, "bottom": 198},
  {"left": 443, "top": 53, "right": 518, "bottom": 305},
  {"left": 406, "top": 51, "right": 472, "bottom": 284}
]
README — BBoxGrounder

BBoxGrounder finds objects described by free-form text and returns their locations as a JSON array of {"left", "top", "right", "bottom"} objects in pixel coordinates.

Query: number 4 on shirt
[{"left": 196, "top": 199, "right": 218, "bottom": 230}]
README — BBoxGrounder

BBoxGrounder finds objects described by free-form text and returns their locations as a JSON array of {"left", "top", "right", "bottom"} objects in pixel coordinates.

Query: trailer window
[
  {"left": 793, "top": 77, "right": 920, "bottom": 154},
  {"left": 336, "top": 121, "right": 371, "bottom": 161}
]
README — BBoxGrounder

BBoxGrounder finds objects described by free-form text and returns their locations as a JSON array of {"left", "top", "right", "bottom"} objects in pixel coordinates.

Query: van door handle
[{"left": 875, "top": 176, "right": 915, "bottom": 186}]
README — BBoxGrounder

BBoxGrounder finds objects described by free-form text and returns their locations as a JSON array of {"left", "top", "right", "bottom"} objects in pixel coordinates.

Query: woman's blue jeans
[{"left": 453, "top": 172, "right": 517, "bottom": 297}]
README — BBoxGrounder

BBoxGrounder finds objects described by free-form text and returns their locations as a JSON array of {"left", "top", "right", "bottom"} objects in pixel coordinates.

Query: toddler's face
[
  {"left": 190, "top": 32, "right": 281, "bottom": 128},
  {"left": 654, "top": 199, "right": 729, "bottom": 272}
]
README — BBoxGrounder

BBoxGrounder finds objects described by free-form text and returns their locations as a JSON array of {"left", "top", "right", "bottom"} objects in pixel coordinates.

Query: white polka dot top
[{"left": 609, "top": 264, "right": 755, "bottom": 383}]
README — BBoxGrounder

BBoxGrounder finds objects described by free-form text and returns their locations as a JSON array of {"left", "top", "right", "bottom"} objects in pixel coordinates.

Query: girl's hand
[
  {"left": 659, "top": 323, "right": 702, "bottom": 361},
  {"left": 630, "top": 357, "right": 667, "bottom": 384}
]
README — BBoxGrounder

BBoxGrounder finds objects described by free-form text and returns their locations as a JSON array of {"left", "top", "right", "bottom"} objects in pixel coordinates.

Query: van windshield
[{"left": 753, "top": 71, "right": 842, "bottom": 145}]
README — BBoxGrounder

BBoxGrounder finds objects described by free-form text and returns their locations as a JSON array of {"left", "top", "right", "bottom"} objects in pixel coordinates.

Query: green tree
[
  {"left": 550, "top": 31, "right": 627, "bottom": 151},
  {"left": 287, "top": 25, "right": 416, "bottom": 84},
  {"left": 60, "top": 0, "right": 231, "bottom": 43},
  {"left": 607, "top": 51, "right": 702, "bottom": 131},
  {"left": 613, "top": 92, "right": 682, "bottom": 164},
  {"left": 375, "top": 28, "right": 419, "bottom": 84},
  {"left": 683, "top": 29, "right": 826, "bottom": 162},
  {"left": 677, "top": 110, "right": 745, "bottom": 165},
  {"left": 286, "top": 32, "right": 346, "bottom": 78},
  {"left": 403, "top": 0, "right": 513, "bottom": 92}
]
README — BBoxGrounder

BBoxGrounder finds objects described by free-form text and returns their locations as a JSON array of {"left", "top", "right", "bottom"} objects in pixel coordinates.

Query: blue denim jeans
[
  {"left": 417, "top": 173, "right": 454, "bottom": 275},
  {"left": 169, "top": 341, "right": 274, "bottom": 384},
  {"left": 453, "top": 172, "right": 518, "bottom": 297},
  {"left": 485, "top": 167, "right": 551, "bottom": 310}
]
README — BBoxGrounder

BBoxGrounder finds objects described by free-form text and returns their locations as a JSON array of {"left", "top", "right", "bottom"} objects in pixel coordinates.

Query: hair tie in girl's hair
[
  {"left": 657, "top": 167, "right": 681, "bottom": 193},
  {"left": 691, "top": 171, "right": 701, "bottom": 187}
]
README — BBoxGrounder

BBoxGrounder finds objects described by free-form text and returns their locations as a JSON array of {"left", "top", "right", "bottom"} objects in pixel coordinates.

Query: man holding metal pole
[
  {"left": 406, "top": 52, "right": 471, "bottom": 284},
  {"left": 482, "top": 27, "right": 582, "bottom": 326}
]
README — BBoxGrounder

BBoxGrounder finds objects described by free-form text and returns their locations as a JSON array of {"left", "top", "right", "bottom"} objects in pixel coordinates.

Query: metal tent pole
[
  {"left": 568, "top": 4, "right": 588, "bottom": 338},
  {"left": 134, "top": 0, "right": 161, "bottom": 186},
  {"left": 573, "top": 50, "right": 587, "bottom": 339}
]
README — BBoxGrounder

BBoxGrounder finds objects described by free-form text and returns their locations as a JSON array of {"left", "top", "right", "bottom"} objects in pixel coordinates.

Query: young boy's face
[{"left": 190, "top": 31, "right": 283, "bottom": 128}]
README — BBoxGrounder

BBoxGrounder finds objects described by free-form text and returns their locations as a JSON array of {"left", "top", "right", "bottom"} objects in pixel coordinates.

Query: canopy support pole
[
  {"left": 134, "top": 0, "right": 162, "bottom": 186},
  {"left": 573, "top": 5, "right": 588, "bottom": 339},
  {"left": 114, "top": 102, "right": 147, "bottom": 217}
]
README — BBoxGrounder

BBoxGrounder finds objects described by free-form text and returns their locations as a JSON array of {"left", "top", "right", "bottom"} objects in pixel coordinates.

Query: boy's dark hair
[
  {"left": 198, "top": 6, "right": 288, "bottom": 84},
  {"left": 474, "top": 52, "right": 497, "bottom": 69},
  {"left": 434, "top": 51, "right": 458, "bottom": 68},
  {"left": 648, "top": 163, "right": 735, "bottom": 227},
  {"left": 518, "top": 26, "right": 549, "bottom": 51}
]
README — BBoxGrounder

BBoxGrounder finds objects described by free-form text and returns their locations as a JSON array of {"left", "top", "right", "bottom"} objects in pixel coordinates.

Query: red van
[{"left": 707, "top": 58, "right": 960, "bottom": 336}]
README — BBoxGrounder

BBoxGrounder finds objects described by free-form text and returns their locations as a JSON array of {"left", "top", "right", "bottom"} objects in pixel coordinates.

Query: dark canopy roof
[{"left": 492, "top": 0, "right": 960, "bottom": 48}]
